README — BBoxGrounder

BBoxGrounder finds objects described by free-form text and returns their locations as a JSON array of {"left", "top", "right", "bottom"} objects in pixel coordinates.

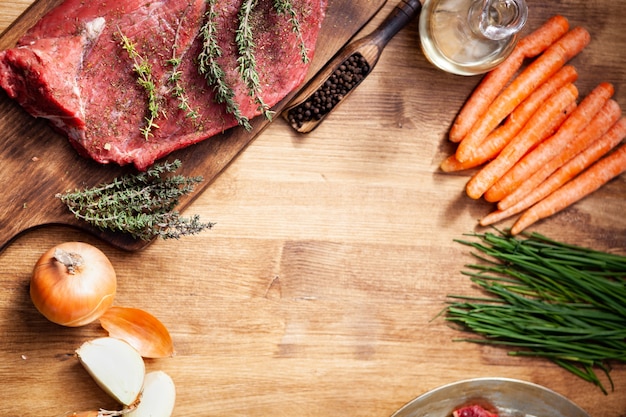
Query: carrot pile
[{"left": 443, "top": 15, "right": 626, "bottom": 235}]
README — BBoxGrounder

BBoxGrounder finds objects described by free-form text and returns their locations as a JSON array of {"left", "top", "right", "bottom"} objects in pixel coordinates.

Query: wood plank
[{"left": 0, "top": 1, "right": 625, "bottom": 416}]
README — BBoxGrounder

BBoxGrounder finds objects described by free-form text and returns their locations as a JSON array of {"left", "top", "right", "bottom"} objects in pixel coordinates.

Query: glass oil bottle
[{"left": 419, "top": 0, "right": 528, "bottom": 75}]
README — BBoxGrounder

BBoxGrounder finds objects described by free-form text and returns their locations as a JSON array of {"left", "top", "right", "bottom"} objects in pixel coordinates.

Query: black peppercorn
[{"left": 286, "top": 52, "right": 371, "bottom": 129}]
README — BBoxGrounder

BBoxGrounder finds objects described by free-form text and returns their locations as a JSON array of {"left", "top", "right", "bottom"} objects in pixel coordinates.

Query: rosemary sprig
[
  {"left": 237, "top": 0, "right": 274, "bottom": 121},
  {"left": 56, "top": 160, "right": 214, "bottom": 240},
  {"left": 198, "top": 0, "right": 252, "bottom": 130},
  {"left": 118, "top": 30, "right": 160, "bottom": 140},
  {"left": 273, "top": 0, "right": 309, "bottom": 63},
  {"left": 445, "top": 230, "right": 626, "bottom": 394}
]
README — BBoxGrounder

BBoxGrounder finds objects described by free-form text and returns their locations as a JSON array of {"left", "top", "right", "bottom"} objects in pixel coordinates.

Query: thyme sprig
[
  {"left": 57, "top": 160, "right": 214, "bottom": 240},
  {"left": 237, "top": 0, "right": 274, "bottom": 121},
  {"left": 167, "top": 17, "right": 200, "bottom": 120},
  {"left": 167, "top": 54, "right": 199, "bottom": 119},
  {"left": 118, "top": 31, "right": 160, "bottom": 140},
  {"left": 198, "top": 0, "right": 252, "bottom": 130},
  {"left": 274, "top": 0, "right": 309, "bottom": 63},
  {"left": 445, "top": 230, "right": 626, "bottom": 394},
  {"left": 167, "top": 25, "right": 199, "bottom": 119}
]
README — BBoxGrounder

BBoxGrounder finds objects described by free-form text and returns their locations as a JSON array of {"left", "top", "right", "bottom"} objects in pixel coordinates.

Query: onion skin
[
  {"left": 100, "top": 307, "right": 175, "bottom": 358},
  {"left": 30, "top": 242, "right": 116, "bottom": 327}
]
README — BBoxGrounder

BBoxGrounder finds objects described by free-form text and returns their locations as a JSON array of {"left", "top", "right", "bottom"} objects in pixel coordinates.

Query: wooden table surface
[{"left": 1, "top": 1, "right": 625, "bottom": 416}]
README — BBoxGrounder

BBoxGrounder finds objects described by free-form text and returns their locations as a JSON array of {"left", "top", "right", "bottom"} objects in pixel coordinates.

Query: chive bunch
[{"left": 445, "top": 230, "right": 626, "bottom": 394}]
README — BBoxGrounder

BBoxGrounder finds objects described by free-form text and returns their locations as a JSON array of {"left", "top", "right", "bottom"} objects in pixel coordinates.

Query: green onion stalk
[{"left": 444, "top": 229, "right": 626, "bottom": 394}]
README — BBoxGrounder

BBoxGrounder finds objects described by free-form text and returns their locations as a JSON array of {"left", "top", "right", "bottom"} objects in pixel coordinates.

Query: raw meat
[
  {"left": 0, "top": 0, "right": 326, "bottom": 170},
  {"left": 453, "top": 404, "right": 499, "bottom": 417}
]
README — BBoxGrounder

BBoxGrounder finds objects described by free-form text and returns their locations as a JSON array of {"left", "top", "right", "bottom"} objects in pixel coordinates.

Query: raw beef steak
[{"left": 0, "top": 0, "right": 327, "bottom": 170}]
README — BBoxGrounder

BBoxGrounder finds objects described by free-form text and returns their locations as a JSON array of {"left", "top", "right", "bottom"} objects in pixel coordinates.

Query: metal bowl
[{"left": 390, "top": 377, "right": 590, "bottom": 417}]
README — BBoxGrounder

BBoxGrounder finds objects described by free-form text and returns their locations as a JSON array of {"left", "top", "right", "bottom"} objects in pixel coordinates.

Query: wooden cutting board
[{"left": 0, "top": 0, "right": 387, "bottom": 252}]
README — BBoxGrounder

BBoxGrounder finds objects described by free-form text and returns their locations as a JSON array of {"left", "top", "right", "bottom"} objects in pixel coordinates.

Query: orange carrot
[
  {"left": 448, "top": 15, "right": 570, "bottom": 143},
  {"left": 455, "top": 26, "right": 591, "bottom": 163},
  {"left": 485, "top": 66, "right": 578, "bottom": 146},
  {"left": 484, "top": 82, "right": 615, "bottom": 202},
  {"left": 497, "top": 98, "right": 622, "bottom": 210},
  {"left": 449, "top": 49, "right": 525, "bottom": 143},
  {"left": 492, "top": 65, "right": 578, "bottom": 135},
  {"left": 480, "top": 117, "right": 626, "bottom": 227},
  {"left": 517, "top": 15, "right": 570, "bottom": 57},
  {"left": 465, "top": 83, "right": 579, "bottom": 199},
  {"left": 441, "top": 100, "right": 576, "bottom": 172},
  {"left": 443, "top": 65, "right": 578, "bottom": 172},
  {"left": 440, "top": 154, "right": 477, "bottom": 172},
  {"left": 511, "top": 138, "right": 626, "bottom": 235}
]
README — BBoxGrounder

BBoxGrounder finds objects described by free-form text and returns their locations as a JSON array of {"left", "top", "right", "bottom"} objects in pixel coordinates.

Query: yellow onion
[
  {"left": 100, "top": 306, "right": 174, "bottom": 358},
  {"left": 30, "top": 242, "right": 116, "bottom": 327}
]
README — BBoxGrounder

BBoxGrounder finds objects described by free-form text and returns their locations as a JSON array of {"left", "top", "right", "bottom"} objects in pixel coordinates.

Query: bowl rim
[{"left": 390, "top": 377, "right": 591, "bottom": 417}]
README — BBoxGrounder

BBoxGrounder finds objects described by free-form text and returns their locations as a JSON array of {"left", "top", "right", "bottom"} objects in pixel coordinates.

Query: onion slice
[
  {"left": 100, "top": 306, "right": 174, "bottom": 358},
  {"left": 76, "top": 337, "right": 145, "bottom": 406},
  {"left": 127, "top": 371, "right": 176, "bottom": 417}
]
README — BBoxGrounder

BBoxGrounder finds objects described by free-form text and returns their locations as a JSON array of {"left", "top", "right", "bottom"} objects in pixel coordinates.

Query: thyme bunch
[
  {"left": 445, "top": 230, "right": 626, "bottom": 394},
  {"left": 57, "top": 160, "right": 214, "bottom": 240},
  {"left": 273, "top": 0, "right": 309, "bottom": 63},
  {"left": 237, "top": 0, "right": 274, "bottom": 121},
  {"left": 119, "top": 31, "right": 160, "bottom": 140},
  {"left": 198, "top": 0, "right": 252, "bottom": 130}
]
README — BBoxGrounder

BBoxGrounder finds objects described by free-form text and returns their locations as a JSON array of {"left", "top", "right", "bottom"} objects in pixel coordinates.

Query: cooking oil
[{"left": 419, "top": 0, "right": 527, "bottom": 75}]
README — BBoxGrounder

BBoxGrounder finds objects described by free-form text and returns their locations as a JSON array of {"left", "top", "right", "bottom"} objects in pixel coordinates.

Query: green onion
[{"left": 445, "top": 229, "right": 626, "bottom": 394}]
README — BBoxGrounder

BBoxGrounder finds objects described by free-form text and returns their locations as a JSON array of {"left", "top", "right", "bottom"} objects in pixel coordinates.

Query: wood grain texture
[
  {"left": 1, "top": 1, "right": 625, "bottom": 417},
  {"left": 0, "top": 0, "right": 386, "bottom": 252}
]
